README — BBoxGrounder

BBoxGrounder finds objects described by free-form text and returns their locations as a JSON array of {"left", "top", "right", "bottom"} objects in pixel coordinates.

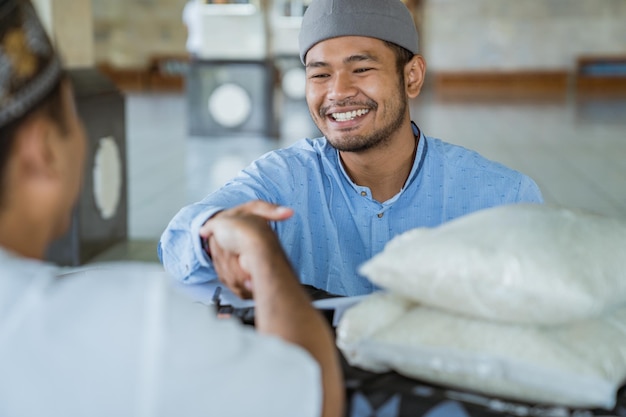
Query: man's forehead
[{"left": 305, "top": 36, "right": 389, "bottom": 66}]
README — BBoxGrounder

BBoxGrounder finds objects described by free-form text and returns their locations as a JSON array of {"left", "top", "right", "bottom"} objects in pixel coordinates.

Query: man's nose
[{"left": 328, "top": 72, "right": 357, "bottom": 101}]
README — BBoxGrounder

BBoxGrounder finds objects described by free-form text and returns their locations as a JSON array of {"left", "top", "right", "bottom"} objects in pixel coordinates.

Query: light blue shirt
[{"left": 158, "top": 124, "right": 543, "bottom": 296}]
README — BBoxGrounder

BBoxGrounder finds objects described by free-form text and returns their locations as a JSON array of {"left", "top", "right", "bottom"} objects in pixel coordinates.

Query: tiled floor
[{"left": 91, "top": 83, "right": 626, "bottom": 264}]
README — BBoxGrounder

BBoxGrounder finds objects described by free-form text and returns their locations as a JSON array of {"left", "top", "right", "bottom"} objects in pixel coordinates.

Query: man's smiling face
[{"left": 304, "top": 36, "right": 409, "bottom": 153}]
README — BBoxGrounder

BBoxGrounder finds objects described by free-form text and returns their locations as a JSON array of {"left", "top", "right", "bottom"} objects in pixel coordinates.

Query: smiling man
[{"left": 159, "top": 0, "right": 543, "bottom": 297}]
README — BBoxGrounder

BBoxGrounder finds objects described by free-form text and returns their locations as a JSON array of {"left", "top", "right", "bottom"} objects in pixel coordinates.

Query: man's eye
[
  {"left": 309, "top": 73, "right": 329, "bottom": 79},
  {"left": 354, "top": 68, "right": 372, "bottom": 73}
]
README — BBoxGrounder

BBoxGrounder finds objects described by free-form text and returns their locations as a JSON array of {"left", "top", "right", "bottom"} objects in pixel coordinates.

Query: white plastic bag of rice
[
  {"left": 360, "top": 203, "right": 626, "bottom": 324},
  {"left": 337, "top": 292, "right": 626, "bottom": 409}
]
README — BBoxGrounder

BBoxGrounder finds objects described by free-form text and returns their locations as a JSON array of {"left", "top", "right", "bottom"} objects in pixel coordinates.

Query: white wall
[
  {"left": 32, "top": 0, "right": 94, "bottom": 68},
  {"left": 92, "top": 0, "right": 188, "bottom": 68},
  {"left": 422, "top": 0, "right": 626, "bottom": 72}
]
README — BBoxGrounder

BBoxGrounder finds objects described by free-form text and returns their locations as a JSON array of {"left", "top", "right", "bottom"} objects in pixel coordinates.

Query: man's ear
[
  {"left": 405, "top": 55, "right": 427, "bottom": 98},
  {"left": 13, "top": 116, "right": 57, "bottom": 181}
]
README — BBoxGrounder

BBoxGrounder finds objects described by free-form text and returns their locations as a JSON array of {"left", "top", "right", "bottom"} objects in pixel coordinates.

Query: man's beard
[{"left": 318, "top": 87, "right": 408, "bottom": 153}]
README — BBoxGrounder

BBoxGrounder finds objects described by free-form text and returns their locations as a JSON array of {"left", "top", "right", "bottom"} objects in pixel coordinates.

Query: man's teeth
[{"left": 331, "top": 109, "right": 369, "bottom": 121}]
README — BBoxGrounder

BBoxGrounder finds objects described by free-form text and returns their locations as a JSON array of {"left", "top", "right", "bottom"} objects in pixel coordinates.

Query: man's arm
[
  {"left": 158, "top": 152, "right": 295, "bottom": 284},
  {"left": 158, "top": 202, "right": 223, "bottom": 284},
  {"left": 252, "top": 248, "right": 345, "bottom": 417},
  {"left": 204, "top": 208, "right": 344, "bottom": 417},
  {"left": 158, "top": 184, "right": 272, "bottom": 284}
]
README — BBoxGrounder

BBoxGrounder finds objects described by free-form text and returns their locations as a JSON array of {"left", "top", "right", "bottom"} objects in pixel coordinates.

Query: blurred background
[{"left": 33, "top": 0, "right": 626, "bottom": 265}]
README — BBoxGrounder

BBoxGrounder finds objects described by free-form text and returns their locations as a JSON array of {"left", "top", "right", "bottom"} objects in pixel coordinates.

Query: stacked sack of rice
[{"left": 336, "top": 203, "right": 626, "bottom": 409}]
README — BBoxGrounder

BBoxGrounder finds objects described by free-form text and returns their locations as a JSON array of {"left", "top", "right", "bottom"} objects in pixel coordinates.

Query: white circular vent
[
  {"left": 282, "top": 67, "right": 306, "bottom": 100},
  {"left": 208, "top": 83, "right": 252, "bottom": 128},
  {"left": 92, "top": 137, "right": 122, "bottom": 220}
]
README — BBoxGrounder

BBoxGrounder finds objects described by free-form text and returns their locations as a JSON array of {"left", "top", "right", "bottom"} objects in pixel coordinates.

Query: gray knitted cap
[
  {"left": 0, "top": 0, "right": 62, "bottom": 128},
  {"left": 299, "top": 0, "right": 418, "bottom": 64}
]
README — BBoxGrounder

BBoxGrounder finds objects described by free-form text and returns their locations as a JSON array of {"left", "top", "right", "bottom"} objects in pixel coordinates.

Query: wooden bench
[
  {"left": 576, "top": 55, "right": 626, "bottom": 95},
  {"left": 432, "top": 70, "right": 570, "bottom": 102}
]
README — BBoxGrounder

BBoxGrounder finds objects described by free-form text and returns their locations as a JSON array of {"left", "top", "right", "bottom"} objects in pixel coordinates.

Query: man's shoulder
[
  {"left": 424, "top": 136, "right": 488, "bottom": 162},
  {"left": 424, "top": 136, "right": 521, "bottom": 177},
  {"left": 60, "top": 261, "right": 168, "bottom": 280},
  {"left": 52, "top": 262, "right": 171, "bottom": 299},
  {"left": 278, "top": 136, "right": 330, "bottom": 154},
  {"left": 263, "top": 137, "right": 335, "bottom": 167},
  {"left": 421, "top": 136, "right": 543, "bottom": 203}
]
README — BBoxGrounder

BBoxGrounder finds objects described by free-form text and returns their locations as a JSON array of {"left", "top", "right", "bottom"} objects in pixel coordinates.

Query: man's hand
[{"left": 200, "top": 201, "right": 294, "bottom": 299}]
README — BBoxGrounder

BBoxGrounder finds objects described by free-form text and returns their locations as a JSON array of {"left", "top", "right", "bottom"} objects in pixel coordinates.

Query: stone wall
[
  {"left": 92, "top": 0, "right": 188, "bottom": 68},
  {"left": 32, "top": 0, "right": 94, "bottom": 68},
  {"left": 89, "top": 0, "right": 626, "bottom": 72},
  {"left": 422, "top": 0, "right": 626, "bottom": 72}
]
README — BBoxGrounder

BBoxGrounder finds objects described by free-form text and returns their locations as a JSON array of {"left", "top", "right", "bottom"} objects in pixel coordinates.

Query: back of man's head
[
  {"left": 298, "top": 0, "right": 419, "bottom": 64},
  {"left": 0, "top": 0, "right": 62, "bottom": 128},
  {"left": 0, "top": 0, "right": 63, "bottom": 205}
]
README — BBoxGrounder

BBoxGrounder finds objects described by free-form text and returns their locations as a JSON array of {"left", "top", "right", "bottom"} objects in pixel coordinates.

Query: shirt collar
[
  {"left": 335, "top": 121, "right": 427, "bottom": 201},
  {"left": 405, "top": 121, "right": 427, "bottom": 190}
]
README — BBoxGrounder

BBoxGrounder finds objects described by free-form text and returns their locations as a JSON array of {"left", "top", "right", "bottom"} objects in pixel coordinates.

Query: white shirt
[{"left": 0, "top": 248, "right": 321, "bottom": 417}]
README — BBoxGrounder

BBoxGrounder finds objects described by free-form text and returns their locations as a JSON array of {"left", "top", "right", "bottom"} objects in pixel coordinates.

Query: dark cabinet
[{"left": 45, "top": 68, "right": 127, "bottom": 266}]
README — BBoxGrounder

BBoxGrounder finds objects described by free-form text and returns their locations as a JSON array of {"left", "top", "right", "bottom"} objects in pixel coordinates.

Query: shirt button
[
  {"left": 360, "top": 191, "right": 367, "bottom": 197},
  {"left": 377, "top": 213, "right": 384, "bottom": 218}
]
